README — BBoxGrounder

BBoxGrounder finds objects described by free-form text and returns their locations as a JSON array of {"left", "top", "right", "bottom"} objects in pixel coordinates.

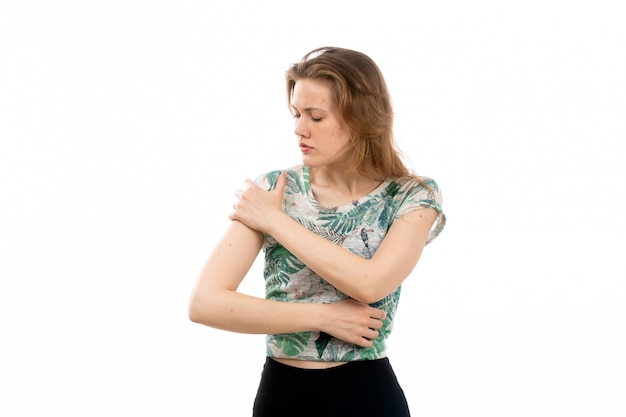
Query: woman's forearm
[
  {"left": 264, "top": 209, "right": 436, "bottom": 304},
  {"left": 265, "top": 213, "right": 376, "bottom": 302},
  {"left": 189, "top": 287, "right": 384, "bottom": 347},
  {"left": 189, "top": 289, "right": 322, "bottom": 335}
]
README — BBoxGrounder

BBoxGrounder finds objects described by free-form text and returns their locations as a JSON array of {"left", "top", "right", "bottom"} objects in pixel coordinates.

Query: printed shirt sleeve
[
  {"left": 253, "top": 170, "right": 285, "bottom": 251},
  {"left": 394, "top": 177, "right": 446, "bottom": 245},
  {"left": 254, "top": 172, "right": 271, "bottom": 189},
  {"left": 254, "top": 170, "right": 283, "bottom": 191}
]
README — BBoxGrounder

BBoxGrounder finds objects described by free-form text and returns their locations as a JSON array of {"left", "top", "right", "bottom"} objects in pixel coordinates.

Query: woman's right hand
[{"left": 320, "top": 299, "right": 386, "bottom": 348}]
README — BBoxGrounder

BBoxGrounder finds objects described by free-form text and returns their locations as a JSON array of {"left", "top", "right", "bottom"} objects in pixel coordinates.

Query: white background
[{"left": 1, "top": 1, "right": 624, "bottom": 416}]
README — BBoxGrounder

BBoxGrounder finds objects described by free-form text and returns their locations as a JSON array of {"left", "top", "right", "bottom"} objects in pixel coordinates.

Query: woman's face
[{"left": 291, "top": 79, "right": 351, "bottom": 169}]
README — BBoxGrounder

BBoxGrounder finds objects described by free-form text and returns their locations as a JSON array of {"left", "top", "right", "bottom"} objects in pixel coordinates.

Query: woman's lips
[{"left": 300, "top": 144, "right": 313, "bottom": 153}]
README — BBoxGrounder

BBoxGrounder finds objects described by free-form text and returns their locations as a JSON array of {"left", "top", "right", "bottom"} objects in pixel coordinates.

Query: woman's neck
[{"left": 308, "top": 166, "right": 383, "bottom": 207}]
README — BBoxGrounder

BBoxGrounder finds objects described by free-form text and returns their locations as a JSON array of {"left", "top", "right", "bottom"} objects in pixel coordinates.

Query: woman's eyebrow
[{"left": 290, "top": 105, "right": 327, "bottom": 113}]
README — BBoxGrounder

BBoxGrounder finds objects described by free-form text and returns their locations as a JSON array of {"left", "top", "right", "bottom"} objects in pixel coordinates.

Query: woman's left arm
[{"left": 230, "top": 172, "right": 439, "bottom": 304}]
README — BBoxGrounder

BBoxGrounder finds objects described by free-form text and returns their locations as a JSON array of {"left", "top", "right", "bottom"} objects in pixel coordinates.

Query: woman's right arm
[{"left": 188, "top": 220, "right": 385, "bottom": 347}]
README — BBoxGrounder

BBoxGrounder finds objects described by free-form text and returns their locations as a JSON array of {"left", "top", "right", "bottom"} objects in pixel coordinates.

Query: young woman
[{"left": 189, "top": 47, "right": 446, "bottom": 416}]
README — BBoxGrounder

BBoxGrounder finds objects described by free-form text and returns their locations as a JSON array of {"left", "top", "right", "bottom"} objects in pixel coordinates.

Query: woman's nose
[{"left": 294, "top": 118, "right": 309, "bottom": 139}]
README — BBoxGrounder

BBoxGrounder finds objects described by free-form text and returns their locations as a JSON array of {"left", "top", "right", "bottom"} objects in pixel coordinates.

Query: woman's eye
[{"left": 292, "top": 112, "right": 321, "bottom": 122}]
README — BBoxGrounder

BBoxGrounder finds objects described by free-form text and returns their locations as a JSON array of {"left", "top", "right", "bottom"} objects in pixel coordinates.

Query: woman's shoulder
[
  {"left": 387, "top": 174, "right": 442, "bottom": 199},
  {"left": 254, "top": 164, "right": 305, "bottom": 189},
  {"left": 396, "top": 174, "right": 446, "bottom": 241}
]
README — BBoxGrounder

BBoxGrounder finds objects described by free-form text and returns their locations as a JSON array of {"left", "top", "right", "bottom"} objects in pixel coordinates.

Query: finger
[
  {"left": 274, "top": 171, "right": 287, "bottom": 195},
  {"left": 364, "top": 327, "right": 379, "bottom": 340},
  {"left": 369, "top": 318, "right": 383, "bottom": 330},
  {"left": 356, "top": 337, "right": 373, "bottom": 348},
  {"left": 368, "top": 307, "right": 386, "bottom": 320}
]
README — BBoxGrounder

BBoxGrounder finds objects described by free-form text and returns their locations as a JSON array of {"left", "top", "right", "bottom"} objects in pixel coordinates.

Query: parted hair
[{"left": 286, "top": 47, "right": 415, "bottom": 181}]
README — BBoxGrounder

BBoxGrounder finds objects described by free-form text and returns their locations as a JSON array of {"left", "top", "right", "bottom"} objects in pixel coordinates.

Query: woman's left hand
[{"left": 229, "top": 171, "right": 287, "bottom": 233}]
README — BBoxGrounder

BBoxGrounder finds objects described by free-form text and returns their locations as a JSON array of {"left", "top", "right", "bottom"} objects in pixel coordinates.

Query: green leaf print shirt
[{"left": 255, "top": 165, "right": 446, "bottom": 362}]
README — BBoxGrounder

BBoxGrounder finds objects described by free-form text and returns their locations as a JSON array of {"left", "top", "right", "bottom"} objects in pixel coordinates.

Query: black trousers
[{"left": 253, "top": 357, "right": 411, "bottom": 417}]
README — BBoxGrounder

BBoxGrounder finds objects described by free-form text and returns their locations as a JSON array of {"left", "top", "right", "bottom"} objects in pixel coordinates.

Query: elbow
[
  {"left": 188, "top": 292, "right": 218, "bottom": 325},
  {"left": 354, "top": 290, "right": 386, "bottom": 305},
  {"left": 351, "top": 269, "right": 393, "bottom": 304},
  {"left": 188, "top": 298, "right": 204, "bottom": 324},
  {"left": 188, "top": 290, "right": 230, "bottom": 328},
  {"left": 348, "top": 282, "right": 387, "bottom": 304}
]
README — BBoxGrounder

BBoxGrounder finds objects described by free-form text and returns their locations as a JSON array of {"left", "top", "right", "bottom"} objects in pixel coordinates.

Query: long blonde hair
[{"left": 286, "top": 47, "right": 415, "bottom": 182}]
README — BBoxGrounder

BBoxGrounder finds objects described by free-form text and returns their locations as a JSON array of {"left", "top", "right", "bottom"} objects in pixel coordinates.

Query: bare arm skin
[
  {"left": 188, "top": 220, "right": 385, "bottom": 348},
  {"left": 230, "top": 172, "right": 438, "bottom": 304}
]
